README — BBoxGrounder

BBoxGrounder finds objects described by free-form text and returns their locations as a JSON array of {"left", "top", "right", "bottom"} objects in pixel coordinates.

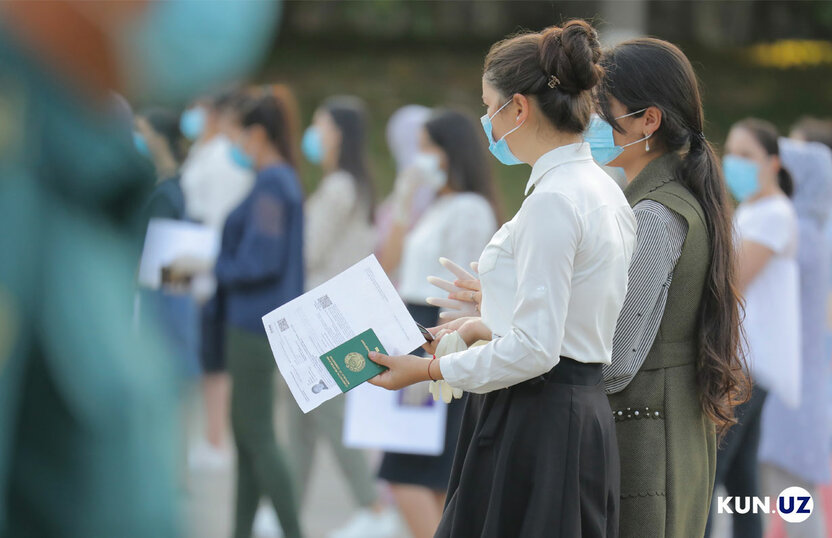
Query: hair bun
[{"left": 539, "top": 20, "right": 603, "bottom": 95}]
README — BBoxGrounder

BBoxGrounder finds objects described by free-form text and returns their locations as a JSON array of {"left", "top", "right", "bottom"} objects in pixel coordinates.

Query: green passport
[{"left": 319, "top": 328, "right": 388, "bottom": 393}]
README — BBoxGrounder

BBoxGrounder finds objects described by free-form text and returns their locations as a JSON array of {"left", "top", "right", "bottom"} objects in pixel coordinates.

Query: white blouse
[
  {"left": 439, "top": 143, "right": 637, "bottom": 394},
  {"left": 398, "top": 192, "right": 496, "bottom": 304}
]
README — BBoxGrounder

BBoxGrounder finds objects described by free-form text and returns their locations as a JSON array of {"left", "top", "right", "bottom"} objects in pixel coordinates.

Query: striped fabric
[{"left": 603, "top": 199, "right": 688, "bottom": 394}]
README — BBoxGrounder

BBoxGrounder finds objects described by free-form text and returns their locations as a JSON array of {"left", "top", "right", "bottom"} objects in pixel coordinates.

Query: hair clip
[{"left": 547, "top": 74, "right": 561, "bottom": 89}]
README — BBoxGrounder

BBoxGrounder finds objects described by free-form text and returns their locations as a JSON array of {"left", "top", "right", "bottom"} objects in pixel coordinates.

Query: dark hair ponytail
[
  {"left": 598, "top": 38, "right": 750, "bottom": 439},
  {"left": 483, "top": 19, "right": 603, "bottom": 133},
  {"left": 239, "top": 84, "right": 301, "bottom": 171},
  {"left": 733, "top": 118, "right": 794, "bottom": 197},
  {"left": 322, "top": 95, "right": 376, "bottom": 222}
]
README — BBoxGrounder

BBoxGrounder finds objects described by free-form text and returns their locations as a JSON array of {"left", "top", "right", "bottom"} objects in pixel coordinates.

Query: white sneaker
[
  {"left": 187, "top": 438, "right": 231, "bottom": 471},
  {"left": 327, "top": 507, "right": 403, "bottom": 538},
  {"left": 253, "top": 503, "right": 282, "bottom": 538}
]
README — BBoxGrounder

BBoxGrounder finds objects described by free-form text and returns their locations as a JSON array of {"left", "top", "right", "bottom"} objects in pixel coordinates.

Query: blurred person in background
[
  {"left": 706, "top": 118, "right": 800, "bottom": 538},
  {"left": 376, "top": 108, "right": 499, "bottom": 538},
  {"left": 375, "top": 105, "right": 434, "bottom": 275},
  {"left": 219, "top": 87, "right": 305, "bottom": 538},
  {"left": 791, "top": 118, "right": 832, "bottom": 481},
  {"left": 179, "top": 89, "right": 256, "bottom": 470},
  {"left": 791, "top": 116, "right": 832, "bottom": 150},
  {"left": 289, "top": 96, "right": 401, "bottom": 538},
  {"left": 757, "top": 135, "right": 832, "bottom": 538},
  {"left": 134, "top": 107, "right": 201, "bottom": 381}
]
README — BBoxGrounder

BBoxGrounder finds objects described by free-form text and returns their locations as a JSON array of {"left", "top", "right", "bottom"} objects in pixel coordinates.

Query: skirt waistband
[{"left": 520, "top": 356, "right": 603, "bottom": 388}]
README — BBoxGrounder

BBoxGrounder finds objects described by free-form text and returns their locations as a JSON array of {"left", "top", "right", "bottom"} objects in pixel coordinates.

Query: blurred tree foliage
[{"left": 259, "top": 0, "right": 832, "bottom": 218}]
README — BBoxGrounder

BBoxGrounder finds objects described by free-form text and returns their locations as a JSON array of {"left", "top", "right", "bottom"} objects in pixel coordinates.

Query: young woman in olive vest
[{"left": 589, "top": 38, "right": 751, "bottom": 538}]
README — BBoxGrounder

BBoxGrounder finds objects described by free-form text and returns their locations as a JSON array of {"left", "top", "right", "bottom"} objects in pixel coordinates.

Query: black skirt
[{"left": 435, "top": 357, "right": 620, "bottom": 538}]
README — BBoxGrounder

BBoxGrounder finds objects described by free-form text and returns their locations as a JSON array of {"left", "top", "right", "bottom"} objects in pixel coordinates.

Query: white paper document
[
  {"left": 138, "top": 218, "right": 220, "bottom": 289},
  {"left": 344, "top": 383, "right": 447, "bottom": 455},
  {"left": 262, "top": 254, "right": 425, "bottom": 413}
]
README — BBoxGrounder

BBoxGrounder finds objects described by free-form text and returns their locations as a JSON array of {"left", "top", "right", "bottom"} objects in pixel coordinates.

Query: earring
[{"left": 645, "top": 137, "right": 650, "bottom": 152}]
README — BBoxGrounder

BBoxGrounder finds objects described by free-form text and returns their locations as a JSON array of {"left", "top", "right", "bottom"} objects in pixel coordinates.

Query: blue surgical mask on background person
[
  {"left": 480, "top": 99, "right": 525, "bottom": 166},
  {"left": 180, "top": 107, "right": 206, "bottom": 141},
  {"left": 723, "top": 155, "right": 761, "bottom": 202},
  {"left": 230, "top": 144, "right": 254, "bottom": 170},
  {"left": 584, "top": 109, "right": 650, "bottom": 165},
  {"left": 302, "top": 126, "right": 324, "bottom": 165},
  {"left": 413, "top": 152, "right": 448, "bottom": 191}
]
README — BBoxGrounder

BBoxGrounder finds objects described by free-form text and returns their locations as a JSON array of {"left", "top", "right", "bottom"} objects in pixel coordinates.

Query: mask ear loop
[
  {"left": 493, "top": 98, "right": 524, "bottom": 143},
  {"left": 613, "top": 107, "right": 651, "bottom": 152}
]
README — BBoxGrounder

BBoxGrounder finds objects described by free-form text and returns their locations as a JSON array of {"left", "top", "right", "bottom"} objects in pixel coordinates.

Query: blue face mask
[
  {"left": 480, "top": 99, "right": 525, "bottom": 166},
  {"left": 180, "top": 107, "right": 206, "bottom": 141},
  {"left": 723, "top": 155, "right": 760, "bottom": 202},
  {"left": 111, "top": 0, "right": 281, "bottom": 103},
  {"left": 584, "top": 109, "right": 650, "bottom": 165},
  {"left": 302, "top": 126, "right": 324, "bottom": 165},
  {"left": 230, "top": 144, "right": 254, "bottom": 170},
  {"left": 133, "top": 131, "right": 150, "bottom": 158}
]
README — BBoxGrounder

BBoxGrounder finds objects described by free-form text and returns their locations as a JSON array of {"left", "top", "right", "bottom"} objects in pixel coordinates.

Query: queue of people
[
  {"left": 131, "top": 24, "right": 832, "bottom": 538},
  {"left": 139, "top": 22, "right": 832, "bottom": 538},
  {"left": 4, "top": 3, "right": 831, "bottom": 537}
]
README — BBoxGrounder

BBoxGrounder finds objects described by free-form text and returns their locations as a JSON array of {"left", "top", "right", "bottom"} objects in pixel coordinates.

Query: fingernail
[{"left": 369, "top": 351, "right": 377, "bottom": 358}]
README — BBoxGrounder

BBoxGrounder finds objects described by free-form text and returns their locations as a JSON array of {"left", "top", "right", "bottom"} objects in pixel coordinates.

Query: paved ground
[
  {"left": 181, "top": 382, "right": 409, "bottom": 538},
  {"left": 179, "top": 382, "right": 832, "bottom": 538}
]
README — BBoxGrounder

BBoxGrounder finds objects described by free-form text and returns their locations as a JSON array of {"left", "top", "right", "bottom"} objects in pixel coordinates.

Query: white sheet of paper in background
[
  {"left": 344, "top": 383, "right": 447, "bottom": 455},
  {"left": 138, "top": 218, "right": 220, "bottom": 289},
  {"left": 262, "top": 254, "right": 425, "bottom": 413}
]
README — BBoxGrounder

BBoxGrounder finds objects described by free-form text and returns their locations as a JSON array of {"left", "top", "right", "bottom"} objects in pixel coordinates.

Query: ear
[
  {"left": 250, "top": 124, "right": 268, "bottom": 146},
  {"left": 511, "top": 93, "right": 531, "bottom": 125},
  {"left": 643, "top": 106, "right": 662, "bottom": 137},
  {"left": 769, "top": 154, "right": 783, "bottom": 176}
]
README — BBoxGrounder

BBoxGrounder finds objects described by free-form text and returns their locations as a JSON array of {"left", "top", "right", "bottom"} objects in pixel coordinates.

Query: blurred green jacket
[{"left": 0, "top": 30, "right": 180, "bottom": 538}]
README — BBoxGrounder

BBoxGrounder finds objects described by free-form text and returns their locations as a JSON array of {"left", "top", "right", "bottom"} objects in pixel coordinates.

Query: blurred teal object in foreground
[
  {"left": 117, "top": 0, "right": 283, "bottom": 103},
  {"left": 0, "top": 28, "right": 181, "bottom": 538}
]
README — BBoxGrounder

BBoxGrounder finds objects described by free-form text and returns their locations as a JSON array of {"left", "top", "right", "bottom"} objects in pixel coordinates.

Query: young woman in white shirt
[
  {"left": 377, "top": 108, "right": 499, "bottom": 538},
  {"left": 368, "top": 20, "right": 636, "bottom": 537},
  {"left": 705, "top": 118, "right": 799, "bottom": 537}
]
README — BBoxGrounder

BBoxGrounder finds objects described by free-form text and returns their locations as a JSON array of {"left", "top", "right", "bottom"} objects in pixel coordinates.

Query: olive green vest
[
  {"left": 624, "top": 153, "right": 710, "bottom": 369},
  {"left": 609, "top": 152, "right": 717, "bottom": 538}
]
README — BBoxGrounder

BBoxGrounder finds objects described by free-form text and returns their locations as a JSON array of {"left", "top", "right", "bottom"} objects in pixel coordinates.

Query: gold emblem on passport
[
  {"left": 344, "top": 351, "right": 365, "bottom": 372},
  {"left": 319, "top": 329, "right": 388, "bottom": 393}
]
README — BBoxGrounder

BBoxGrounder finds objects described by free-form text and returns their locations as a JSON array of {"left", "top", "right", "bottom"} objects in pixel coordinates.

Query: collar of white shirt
[{"left": 524, "top": 142, "right": 593, "bottom": 196}]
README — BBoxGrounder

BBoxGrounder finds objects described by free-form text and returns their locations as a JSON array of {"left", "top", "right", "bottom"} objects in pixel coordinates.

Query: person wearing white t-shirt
[
  {"left": 375, "top": 108, "right": 500, "bottom": 538},
  {"left": 709, "top": 118, "right": 799, "bottom": 538}
]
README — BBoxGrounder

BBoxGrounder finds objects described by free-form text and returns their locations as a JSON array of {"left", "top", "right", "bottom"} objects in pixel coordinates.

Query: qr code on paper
[
  {"left": 277, "top": 318, "right": 289, "bottom": 332},
  {"left": 315, "top": 295, "right": 333, "bottom": 309}
]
